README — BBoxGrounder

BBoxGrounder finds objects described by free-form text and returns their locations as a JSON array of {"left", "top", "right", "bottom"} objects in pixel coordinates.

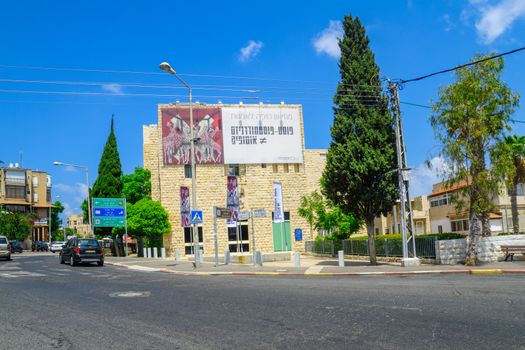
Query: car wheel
[
  {"left": 97, "top": 261, "right": 104, "bottom": 267},
  {"left": 70, "top": 256, "right": 76, "bottom": 267},
  {"left": 6, "top": 254, "right": 11, "bottom": 261},
  {"left": 59, "top": 254, "right": 65, "bottom": 264}
]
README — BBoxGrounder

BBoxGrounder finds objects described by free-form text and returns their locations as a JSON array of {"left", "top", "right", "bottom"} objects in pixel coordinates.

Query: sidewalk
[{"left": 105, "top": 254, "right": 525, "bottom": 277}]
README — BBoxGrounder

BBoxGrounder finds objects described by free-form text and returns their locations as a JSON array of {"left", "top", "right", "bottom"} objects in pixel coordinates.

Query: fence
[{"left": 305, "top": 236, "right": 437, "bottom": 259}]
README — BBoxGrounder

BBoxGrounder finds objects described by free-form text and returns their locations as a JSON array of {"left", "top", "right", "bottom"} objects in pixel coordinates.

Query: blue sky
[{"left": 1, "top": 0, "right": 524, "bottom": 222}]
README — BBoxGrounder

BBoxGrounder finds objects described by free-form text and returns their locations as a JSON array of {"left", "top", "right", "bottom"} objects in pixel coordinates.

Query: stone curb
[{"left": 105, "top": 262, "right": 525, "bottom": 277}]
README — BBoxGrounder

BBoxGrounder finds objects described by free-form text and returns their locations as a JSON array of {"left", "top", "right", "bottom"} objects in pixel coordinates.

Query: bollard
[
  {"left": 161, "top": 247, "right": 166, "bottom": 259},
  {"left": 294, "top": 252, "right": 301, "bottom": 268},
  {"left": 174, "top": 248, "right": 180, "bottom": 262},
  {"left": 148, "top": 247, "right": 153, "bottom": 258},
  {"left": 255, "top": 251, "right": 263, "bottom": 266},
  {"left": 153, "top": 247, "right": 158, "bottom": 259},
  {"left": 199, "top": 248, "right": 204, "bottom": 263},
  {"left": 338, "top": 250, "right": 344, "bottom": 267},
  {"left": 224, "top": 250, "right": 230, "bottom": 265},
  {"left": 145, "top": 248, "right": 149, "bottom": 258}
]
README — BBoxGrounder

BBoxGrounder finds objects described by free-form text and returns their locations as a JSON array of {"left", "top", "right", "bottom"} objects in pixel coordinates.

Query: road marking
[
  {"left": 109, "top": 291, "right": 151, "bottom": 298},
  {"left": 128, "top": 265, "right": 161, "bottom": 272},
  {"left": 304, "top": 266, "right": 324, "bottom": 274},
  {"left": 0, "top": 271, "right": 47, "bottom": 278}
]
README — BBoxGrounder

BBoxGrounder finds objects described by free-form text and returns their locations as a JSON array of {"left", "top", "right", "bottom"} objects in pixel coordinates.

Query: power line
[{"left": 400, "top": 46, "right": 525, "bottom": 84}]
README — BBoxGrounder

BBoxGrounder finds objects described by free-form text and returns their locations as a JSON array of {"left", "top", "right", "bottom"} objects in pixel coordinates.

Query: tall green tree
[
  {"left": 502, "top": 135, "right": 525, "bottom": 235},
  {"left": 50, "top": 201, "right": 64, "bottom": 241},
  {"left": 321, "top": 15, "right": 397, "bottom": 265},
  {"left": 91, "top": 116, "right": 124, "bottom": 253},
  {"left": 122, "top": 167, "right": 152, "bottom": 204},
  {"left": 431, "top": 54, "right": 519, "bottom": 265}
]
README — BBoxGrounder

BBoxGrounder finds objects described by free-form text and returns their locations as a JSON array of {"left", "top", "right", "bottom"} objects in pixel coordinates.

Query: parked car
[
  {"left": 50, "top": 241, "right": 65, "bottom": 253},
  {"left": 0, "top": 236, "right": 11, "bottom": 261},
  {"left": 60, "top": 238, "right": 104, "bottom": 266},
  {"left": 9, "top": 240, "right": 23, "bottom": 253},
  {"left": 32, "top": 240, "right": 48, "bottom": 252}
]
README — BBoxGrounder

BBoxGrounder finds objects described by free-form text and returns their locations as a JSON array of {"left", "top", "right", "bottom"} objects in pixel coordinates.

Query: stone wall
[{"left": 436, "top": 234, "right": 525, "bottom": 264}]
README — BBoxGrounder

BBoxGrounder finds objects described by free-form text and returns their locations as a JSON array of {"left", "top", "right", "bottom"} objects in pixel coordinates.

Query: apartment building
[
  {"left": 373, "top": 196, "right": 431, "bottom": 235},
  {"left": 0, "top": 163, "right": 53, "bottom": 242},
  {"left": 66, "top": 213, "right": 91, "bottom": 237}
]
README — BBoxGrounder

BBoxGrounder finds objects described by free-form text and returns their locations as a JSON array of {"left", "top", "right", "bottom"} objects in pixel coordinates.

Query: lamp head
[
  {"left": 159, "top": 62, "right": 176, "bottom": 75},
  {"left": 53, "top": 161, "right": 63, "bottom": 166}
]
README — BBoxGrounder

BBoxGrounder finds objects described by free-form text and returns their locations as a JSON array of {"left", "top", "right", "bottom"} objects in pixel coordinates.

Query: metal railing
[{"left": 305, "top": 236, "right": 437, "bottom": 259}]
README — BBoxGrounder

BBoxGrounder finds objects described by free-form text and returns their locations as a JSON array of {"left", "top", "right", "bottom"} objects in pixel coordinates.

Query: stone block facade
[{"left": 143, "top": 104, "right": 327, "bottom": 257}]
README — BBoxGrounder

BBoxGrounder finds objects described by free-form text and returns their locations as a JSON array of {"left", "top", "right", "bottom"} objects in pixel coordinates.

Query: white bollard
[
  {"left": 294, "top": 252, "right": 301, "bottom": 268},
  {"left": 338, "top": 250, "right": 344, "bottom": 267},
  {"left": 224, "top": 250, "right": 230, "bottom": 265},
  {"left": 199, "top": 248, "right": 204, "bottom": 263},
  {"left": 153, "top": 247, "right": 158, "bottom": 258},
  {"left": 175, "top": 249, "right": 180, "bottom": 262},
  {"left": 161, "top": 247, "right": 166, "bottom": 259},
  {"left": 255, "top": 251, "right": 263, "bottom": 266}
]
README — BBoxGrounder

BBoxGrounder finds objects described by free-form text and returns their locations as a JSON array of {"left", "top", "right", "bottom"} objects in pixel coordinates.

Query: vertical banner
[
  {"left": 273, "top": 182, "right": 284, "bottom": 222},
  {"left": 180, "top": 186, "right": 191, "bottom": 227},
  {"left": 226, "top": 176, "right": 239, "bottom": 227}
]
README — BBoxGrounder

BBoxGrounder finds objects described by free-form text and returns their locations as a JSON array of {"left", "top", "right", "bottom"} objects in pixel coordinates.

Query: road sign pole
[
  {"left": 213, "top": 207, "right": 218, "bottom": 267},
  {"left": 124, "top": 198, "right": 128, "bottom": 257},
  {"left": 251, "top": 209, "right": 256, "bottom": 266}
]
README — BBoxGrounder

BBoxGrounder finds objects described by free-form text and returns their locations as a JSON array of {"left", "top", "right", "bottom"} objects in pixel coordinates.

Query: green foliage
[
  {"left": 122, "top": 167, "right": 152, "bottom": 204},
  {"left": 501, "top": 135, "right": 525, "bottom": 235},
  {"left": 127, "top": 198, "right": 171, "bottom": 240},
  {"left": 50, "top": 201, "right": 64, "bottom": 235},
  {"left": 0, "top": 211, "right": 33, "bottom": 241},
  {"left": 321, "top": 15, "right": 398, "bottom": 227}
]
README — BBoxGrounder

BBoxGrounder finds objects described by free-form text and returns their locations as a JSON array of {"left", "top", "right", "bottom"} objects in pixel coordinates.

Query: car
[
  {"left": 0, "top": 236, "right": 11, "bottom": 261},
  {"left": 32, "top": 240, "right": 48, "bottom": 252},
  {"left": 59, "top": 238, "right": 104, "bottom": 266},
  {"left": 9, "top": 240, "right": 23, "bottom": 253},
  {"left": 50, "top": 241, "right": 65, "bottom": 253}
]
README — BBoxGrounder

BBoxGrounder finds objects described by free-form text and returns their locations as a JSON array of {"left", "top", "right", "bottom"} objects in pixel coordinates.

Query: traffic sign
[
  {"left": 215, "top": 207, "right": 232, "bottom": 219},
  {"left": 93, "top": 197, "right": 126, "bottom": 227},
  {"left": 191, "top": 210, "right": 203, "bottom": 224},
  {"left": 252, "top": 208, "right": 267, "bottom": 218},
  {"left": 238, "top": 211, "right": 251, "bottom": 221}
]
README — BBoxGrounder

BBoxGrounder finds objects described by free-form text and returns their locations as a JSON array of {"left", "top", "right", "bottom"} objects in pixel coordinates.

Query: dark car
[
  {"left": 9, "top": 240, "right": 23, "bottom": 253},
  {"left": 59, "top": 238, "right": 104, "bottom": 266},
  {"left": 31, "top": 240, "right": 48, "bottom": 252}
]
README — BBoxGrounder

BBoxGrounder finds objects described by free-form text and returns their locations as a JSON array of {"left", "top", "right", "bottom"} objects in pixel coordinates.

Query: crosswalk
[{"left": 0, "top": 263, "right": 117, "bottom": 279}]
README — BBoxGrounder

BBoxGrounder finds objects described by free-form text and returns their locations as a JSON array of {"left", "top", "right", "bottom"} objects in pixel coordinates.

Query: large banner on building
[
  {"left": 161, "top": 107, "right": 224, "bottom": 165},
  {"left": 221, "top": 106, "right": 303, "bottom": 164},
  {"left": 160, "top": 105, "right": 302, "bottom": 165},
  {"left": 180, "top": 186, "right": 191, "bottom": 227},
  {"left": 273, "top": 182, "right": 284, "bottom": 223},
  {"left": 226, "top": 176, "right": 239, "bottom": 227}
]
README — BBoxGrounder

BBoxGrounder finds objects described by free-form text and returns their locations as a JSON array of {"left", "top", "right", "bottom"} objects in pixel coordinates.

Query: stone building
[
  {"left": 143, "top": 103, "right": 327, "bottom": 257},
  {"left": 66, "top": 214, "right": 90, "bottom": 238},
  {"left": 373, "top": 196, "right": 431, "bottom": 235}
]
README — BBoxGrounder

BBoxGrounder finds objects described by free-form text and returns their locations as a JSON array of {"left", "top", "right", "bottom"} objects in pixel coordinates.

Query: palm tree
[{"left": 504, "top": 135, "right": 525, "bottom": 235}]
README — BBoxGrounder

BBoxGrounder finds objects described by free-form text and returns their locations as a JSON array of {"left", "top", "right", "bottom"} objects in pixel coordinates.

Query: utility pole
[{"left": 388, "top": 81, "right": 420, "bottom": 267}]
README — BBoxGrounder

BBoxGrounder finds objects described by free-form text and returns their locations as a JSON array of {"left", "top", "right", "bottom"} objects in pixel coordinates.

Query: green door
[{"left": 272, "top": 221, "right": 291, "bottom": 252}]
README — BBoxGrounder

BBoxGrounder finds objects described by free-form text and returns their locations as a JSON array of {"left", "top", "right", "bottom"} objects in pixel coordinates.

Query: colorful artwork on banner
[
  {"left": 162, "top": 107, "right": 224, "bottom": 165},
  {"left": 180, "top": 186, "right": 191, "bottom": 227},
  {"left": 226, "top": 175, "right": 239, "bottom": 227}
]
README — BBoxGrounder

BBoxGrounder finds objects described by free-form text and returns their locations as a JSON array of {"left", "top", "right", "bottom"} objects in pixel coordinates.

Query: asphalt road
[{"left": 0, "top": 253, "right": 524, "bottom": 350}]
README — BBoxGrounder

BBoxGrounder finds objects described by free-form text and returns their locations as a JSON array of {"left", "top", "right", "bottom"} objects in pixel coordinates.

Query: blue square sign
[{"left": 191, "top": 210, "right": 203, "bottom": 224}]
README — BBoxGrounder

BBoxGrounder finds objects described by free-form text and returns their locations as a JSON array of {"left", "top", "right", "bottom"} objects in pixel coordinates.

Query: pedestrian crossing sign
[{"left": 191, "top": 210, "right": 203, "bottom": 224}]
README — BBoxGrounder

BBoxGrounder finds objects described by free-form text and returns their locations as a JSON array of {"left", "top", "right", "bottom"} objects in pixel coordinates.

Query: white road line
[{"left": 304, "top": 266, "right": 324, "bottom": 274}]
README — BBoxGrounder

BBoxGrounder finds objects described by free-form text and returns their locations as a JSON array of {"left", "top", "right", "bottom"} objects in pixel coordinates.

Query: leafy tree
[
  {"left": 297, "top": 191, "right": 324, "bottom": 240},
  {"left": 0, "top": 212, "right": 33, "bottom": 241},
  {"left": 430, "top": 54, "right": 519, "bottom": 265},
  {"left": 502, "top": 135, "right": 525, "bottom": 235},
  {"left": 122, "top": 167, "right": 152, "bottom": 204},
  {"left": 50, "top": 201, "right": 64, "bottom": 239},
  {"left": 91, "top": 116, "right": 124, "bottom": 254},
  {"left": 127, "top": 198, "right": 171, "bottom": 256},
  {"left": 321, "top": 15, "right": 397, "bottom": 265}
]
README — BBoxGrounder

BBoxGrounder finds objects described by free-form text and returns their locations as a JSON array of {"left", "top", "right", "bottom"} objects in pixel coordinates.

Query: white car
[
  {"left": 0, "top": 236, "right": 11, "bottom": 260},
  {"left": 50, "top": 241, "right": 66, "bottom": 253}
]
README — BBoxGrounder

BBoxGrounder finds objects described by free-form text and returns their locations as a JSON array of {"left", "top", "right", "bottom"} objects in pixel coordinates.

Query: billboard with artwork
[{"left": 160, "top": 105, "right": 303, "bottom": 165}]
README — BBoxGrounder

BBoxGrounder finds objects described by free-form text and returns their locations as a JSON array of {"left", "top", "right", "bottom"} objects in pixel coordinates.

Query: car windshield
[
  {"left": 0, "top": 238, "right": 7, "bottom": 244},
  {"left": 78, "top": 239, "right": 99, "bottom": 249}
]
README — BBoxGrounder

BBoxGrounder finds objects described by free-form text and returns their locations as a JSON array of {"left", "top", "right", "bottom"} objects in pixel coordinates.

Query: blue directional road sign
[
  {"left": 191, "top": 210, "right": 203, "bottom": 224},
  {"left": 93, "top": 197, "right": 126, "bottom": 227}
]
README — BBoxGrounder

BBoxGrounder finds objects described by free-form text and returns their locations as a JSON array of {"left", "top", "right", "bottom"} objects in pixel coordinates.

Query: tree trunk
[
  {"left": 465, "top": 211, "right": 482, "bottom": 266},
  {"left": 112, "top": 234, "right": 120, "bottom": 257},
  {"left": 366, "top": 220, "right": 377, "bottom": 265},
  {"left": 481, "top": 211, "right": 491, "bottom": 237},
  {"left": 137, "top": 236, "right": 144, "bottom": 257},
  {"left": 511, "top": 182, "right": 520, "bottom": 235}
]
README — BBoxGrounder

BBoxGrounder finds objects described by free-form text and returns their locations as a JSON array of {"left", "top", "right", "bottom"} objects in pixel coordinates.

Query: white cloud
[
  {"left": 442, "top": 14, "right": 455, "bottom": 32},
  {"left": 239, "top": 40, "right": 264, "bottom": 62},
  {"left": 409, "top": 156, "right": 449, "bottom": 198},
  {"left": 102, "top": 83, "right": 123, "bottom": 95},
  {"left": 471, "top": 0, "right": 525, "bottom": 44},
  {"left": 313, "top": 20, "right": 343, "bottom": 59}
]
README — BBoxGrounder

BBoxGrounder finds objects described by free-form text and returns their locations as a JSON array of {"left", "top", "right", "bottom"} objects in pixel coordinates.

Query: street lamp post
[
  {"left": 159, "top": 61, "right": 199, "bottom": 267},
  {"left": 53, "top": 161, "right": 93, "bottom": 238}
]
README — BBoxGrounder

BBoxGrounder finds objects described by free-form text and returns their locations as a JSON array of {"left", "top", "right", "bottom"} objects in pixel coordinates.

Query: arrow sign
[{"left": 191, "top": 210, "right": 203, "bottom": 224}]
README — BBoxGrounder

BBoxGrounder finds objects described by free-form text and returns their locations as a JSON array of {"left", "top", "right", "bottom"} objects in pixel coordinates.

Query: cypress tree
[{"left": 321, "top": 15, "right": 398, "bottom": 265}]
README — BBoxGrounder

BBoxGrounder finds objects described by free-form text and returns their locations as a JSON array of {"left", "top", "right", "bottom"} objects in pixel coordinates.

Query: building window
[
  {"left": 33, "top": 193, "right": 39, "bottom": 203},
  {"left": 451, "top": 219, "right": 469, "bottom": 232},
  {"left": 228, "top": 164, "right": 240, "bottom": 176},
  {"left": 5, "top": 185, "right": 26, "bottom": 199},
  {"left": 430, "top": 194, "right": 451, "bottom": 207},
  {"left": 272, "top": 164, "right": 278, "bottom": 173},
  {"left": 283, "top": 164, "right": 289, "bottom": 173},
  {"left": 261, "top": 164, "right": 267, "bottom": 168},
  {"left": 184, "top": 164, "right": 192, "bottom": 179},
  {"left": 438, "top": 225, "right": 443, "bottom": 234},
  {"left": 183, "top": 226, "right": 203, "bottom": 255},
  {"left": 5, "top": 205, "right": 26, "bottom": 213},
  {"left": 271, "top": 211, "right": 290, "bottom": 221},
  {"left": 228, "top": 224, "right": 249, "bottom": 253},
  {"left": 294, "top": 164, "right": 300, "bottom": 173},
  {"left": 46, "top": 188, "right": 51, "bottom": 203},
  {"left": 508, "top": 183, "right": 525, "bottom": 196},
  {"left": 32, "top": 176, "right": 39, "bottom": 187},
  {"left": 375, "top": 228, "right": 379, "bottom": 235},
  {"left": 385, "top": 228, "right": 390, "bottom": 234}
]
